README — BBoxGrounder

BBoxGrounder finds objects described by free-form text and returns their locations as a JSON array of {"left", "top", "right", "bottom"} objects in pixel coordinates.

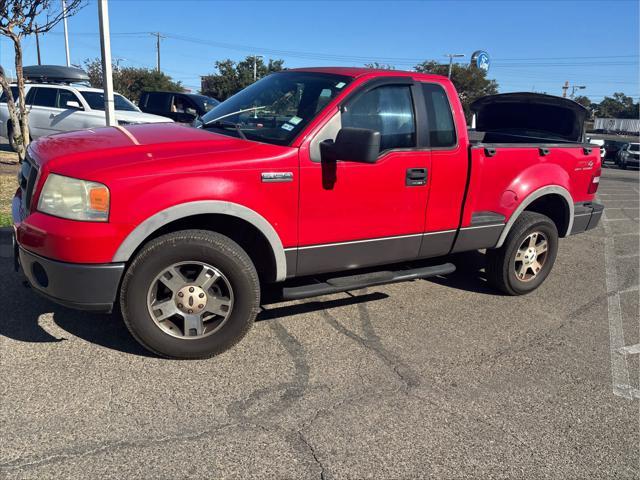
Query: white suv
[{"left": 0, "top": 83, "right": 171, "bottom": 149}]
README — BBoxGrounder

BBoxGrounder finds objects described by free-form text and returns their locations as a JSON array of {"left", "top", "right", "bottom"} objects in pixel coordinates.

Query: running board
[{"left": 281, "top": 263, "right": 456, "bottom": 300}]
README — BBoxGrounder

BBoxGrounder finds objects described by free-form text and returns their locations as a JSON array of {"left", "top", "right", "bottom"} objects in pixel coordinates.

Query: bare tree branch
[{"left": 0, "top": 0, "right": 86, "bottom": 161}]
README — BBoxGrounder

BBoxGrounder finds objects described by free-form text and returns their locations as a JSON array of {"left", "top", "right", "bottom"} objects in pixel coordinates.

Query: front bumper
[
  {"left": 571, "top": 202, "right": 604, "bottom": 235},
  {"left": 18, "top": 246, "right": 125, "bottom": 312}
]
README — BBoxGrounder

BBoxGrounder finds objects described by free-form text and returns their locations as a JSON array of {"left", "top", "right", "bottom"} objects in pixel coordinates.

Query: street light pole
[
  {"left": 97, "top": 0, "right": 116, "bottom": 126},
  {"left": 62, "top": 0, "right": 71, "bottom": 67},
  {"left": 444, "top": 53, "right": 465, "bottom": 79},
  {"left": 570, "top": 85, "right": 586, "bottom": 99}
]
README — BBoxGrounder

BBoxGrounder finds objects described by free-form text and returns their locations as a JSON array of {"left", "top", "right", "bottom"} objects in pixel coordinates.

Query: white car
[
  {"left": 0, "top": 83, "right": 171, "bottom": 150},
  {"left": 588, "top": 138, "right": 606, "bottom": 160}
]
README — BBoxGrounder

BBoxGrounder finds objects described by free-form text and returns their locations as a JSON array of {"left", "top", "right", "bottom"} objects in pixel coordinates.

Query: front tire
[
  {"left": 486, "top": 212, "right": 559, "bottom": 295},
  {"left": 120, "top": 230, "right": 260, "bottom": 359}
]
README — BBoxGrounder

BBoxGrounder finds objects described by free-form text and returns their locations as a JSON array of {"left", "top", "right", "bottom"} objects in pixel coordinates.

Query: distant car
[
  {"left": 616, "top": 142, "right": 640, "bottom": 169},
  {"left": 138, "top": 91, "right": 219, "bottom": 123},
  {"left": 0, "top": 66, "right": 171, "bottom": 151},
  {"left": 603, "top": 139, "right": 626, "bottom": 162}
]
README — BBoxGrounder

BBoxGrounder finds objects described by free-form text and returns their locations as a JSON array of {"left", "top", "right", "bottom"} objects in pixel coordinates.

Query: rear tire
[
  {"left": 486, "top": 212, "right": 558, "bottom": 295},
  {"left": 120, "top": 230, "right": 260, "bottom": 359}
]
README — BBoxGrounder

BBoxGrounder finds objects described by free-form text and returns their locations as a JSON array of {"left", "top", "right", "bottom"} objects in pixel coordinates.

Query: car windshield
[
  {"left": 80, "top": 91, "right": 139, "bottom": 111},
  {"left": 192, "top": 95, "right": 219, "bottom": 112},
  {"left": 629, "top": 144, "right": 639, "bottom": 152},
  {"left": 198, "top": 71, "right": 352, "bottom": 146}
]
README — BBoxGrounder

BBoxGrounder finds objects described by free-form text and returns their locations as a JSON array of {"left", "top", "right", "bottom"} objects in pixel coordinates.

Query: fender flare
[
  {"left": 112, "top": 200, "right": 288, "bottom": 282},
  {"left": 495, "top": 185, "right": 574, "bottom": 248}
]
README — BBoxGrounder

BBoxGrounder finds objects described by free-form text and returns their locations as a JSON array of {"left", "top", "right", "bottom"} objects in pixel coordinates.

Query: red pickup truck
[{"left": 13, "top": 68, "right": 603, "bottom": 359}]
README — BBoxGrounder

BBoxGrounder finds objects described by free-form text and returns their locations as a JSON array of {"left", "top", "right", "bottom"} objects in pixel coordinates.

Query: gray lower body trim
[
  {"left": 296, "top": 234, "right": 423, "bottom": 276},
  {"left": 285, "top": 249, "right": 298, "bottom": 278},
  {"left": 418, "top": 230, "right": 457, "bottom": 258},
  {"left": 451, "top": 224, "right": 505, "bottom": 253}
]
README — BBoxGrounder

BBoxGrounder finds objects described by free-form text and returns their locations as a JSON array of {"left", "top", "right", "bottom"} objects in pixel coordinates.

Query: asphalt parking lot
[{"left": 1, "top": 166, "right": 638, "bottom": 479}]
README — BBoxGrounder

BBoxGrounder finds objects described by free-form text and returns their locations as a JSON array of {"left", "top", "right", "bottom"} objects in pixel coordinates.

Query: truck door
[{"left": 297, "top": 79, "right": 431, "bottom": 276}]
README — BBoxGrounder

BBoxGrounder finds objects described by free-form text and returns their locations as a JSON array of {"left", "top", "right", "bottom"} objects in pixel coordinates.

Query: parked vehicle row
[
  {"left": 0, "top": 65, "right": 221, "bottom": 148},
  {"left": 12, "top": 68, "right": 603, "bottom": 359},
  {"left": 0, "top": 66, "right": 171, "bottom": 150}
]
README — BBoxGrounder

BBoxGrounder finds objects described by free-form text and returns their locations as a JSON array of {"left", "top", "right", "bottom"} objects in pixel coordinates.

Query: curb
[{"left": 0, "top": 226, "right": 13, "bottom": 245}]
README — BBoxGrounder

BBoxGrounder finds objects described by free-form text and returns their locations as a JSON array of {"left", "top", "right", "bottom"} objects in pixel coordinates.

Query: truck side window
[
  {"left": 422, "top": 83, "right": 456, "bottom": 148},
  {"left": 342, "top": 85, "right": 416, "bottom": 151}
]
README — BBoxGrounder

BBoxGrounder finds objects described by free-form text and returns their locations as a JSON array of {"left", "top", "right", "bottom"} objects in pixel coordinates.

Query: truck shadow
[
  {"left": 0, "top": 259, "right": 391, "bottom": 357},
  {"left": 425, "top": 250, "right": 501, "bottom": 295},
  {"left": 0, "top": 251, "right": 495, "bottom": 357}
]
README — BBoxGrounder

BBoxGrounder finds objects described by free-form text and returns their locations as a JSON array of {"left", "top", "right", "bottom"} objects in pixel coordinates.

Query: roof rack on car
[{"left": 23, "top": 65, "right": 90, "bottom": 85}]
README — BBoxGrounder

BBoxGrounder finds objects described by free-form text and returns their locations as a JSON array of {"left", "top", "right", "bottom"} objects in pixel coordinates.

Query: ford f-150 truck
[{"left": 12, "top": 68, "right": 603, "bottom": 359}]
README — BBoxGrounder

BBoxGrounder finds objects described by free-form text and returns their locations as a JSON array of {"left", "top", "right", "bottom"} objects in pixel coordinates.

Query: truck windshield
[
  {"left": 629, "top": 144, "right": 639, "bottom": 152},
  {"left": 198, "top": 71, "right": 351, "bottom": 146}
]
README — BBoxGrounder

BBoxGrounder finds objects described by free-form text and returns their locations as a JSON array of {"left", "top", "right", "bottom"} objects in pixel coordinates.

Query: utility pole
[
  {"left": 444, "top": 53, "right": 465, "bottom": 79},
  {"left": 152, "top": 32, "right": 165, "bottom": 73},
  {"left": 35, "top": 25, "right": 41, "bottom": 65},
  {"left": 62, "top": 0, "right": 71, "bottom": 66},
  {"left": 98, "top": 0, "right": 116, "bottom": 126},
  {"left": 562, "top": 81, "right": 569, "bottom": 98},
  {"left": 253, "top": 54, "right": 264, "bottom": 81}
]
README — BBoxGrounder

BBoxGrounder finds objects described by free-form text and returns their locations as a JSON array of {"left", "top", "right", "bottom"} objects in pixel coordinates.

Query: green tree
[
  {"left": 200, "top": 56, "right": 284, "bottom": 101},
  {"left": 573, "top": 95, "right": 595, "bottom": 119},
  {"left": 596, "top": 92, "right": 639, "bottom": 119},
  {"left": 414, "top": 61, "right": 498, "bottom": 123},
  {"left": 364, "top": 62, "right": 395, "bottom": 70},
  {"left": 84, "top": 58, "right": 183, "bottom": 103}
]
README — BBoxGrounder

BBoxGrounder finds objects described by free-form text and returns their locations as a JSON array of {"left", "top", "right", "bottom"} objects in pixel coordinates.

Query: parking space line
[{"left": 601, "top": 198, "right": 635, "bottom": 401}]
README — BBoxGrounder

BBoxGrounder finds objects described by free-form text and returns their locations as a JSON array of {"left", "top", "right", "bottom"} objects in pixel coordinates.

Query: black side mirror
[{"left": 320, "top": 127, "right": 381, "bottom": 164}]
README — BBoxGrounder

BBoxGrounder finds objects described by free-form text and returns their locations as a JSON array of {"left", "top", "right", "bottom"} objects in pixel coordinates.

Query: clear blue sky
[{"left": 1, "top": 0, "right": 638, "bottom": 101}]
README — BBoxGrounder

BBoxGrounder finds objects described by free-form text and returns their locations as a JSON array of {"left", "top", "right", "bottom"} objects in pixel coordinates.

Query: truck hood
[
  {"left": 29, "top": 123, "right": 294, "bottom": 180},
  {"left": 471, "top": 92, "right": 588, "bottom": 143}
]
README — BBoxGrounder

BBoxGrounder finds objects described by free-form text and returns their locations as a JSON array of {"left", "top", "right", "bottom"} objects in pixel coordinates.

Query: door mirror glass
[
  {"left": 66, "top": 100, "right": 82, "bottom": 109},
  {"left": 320, "top": 127, "right": 381, "bottom": 163}
]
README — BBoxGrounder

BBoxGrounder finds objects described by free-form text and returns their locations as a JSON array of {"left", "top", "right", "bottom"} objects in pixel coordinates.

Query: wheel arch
[
  {"left": 113, "top": 201, "right": 288, "bottom": 282},
  {"left": 495, "top": 186, "right": 574, "bottom": 248}
]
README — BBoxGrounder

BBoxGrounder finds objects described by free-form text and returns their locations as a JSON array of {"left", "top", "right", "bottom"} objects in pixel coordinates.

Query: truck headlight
[{"left": 37, "top": 173, "right": 110, "bottom": 222}]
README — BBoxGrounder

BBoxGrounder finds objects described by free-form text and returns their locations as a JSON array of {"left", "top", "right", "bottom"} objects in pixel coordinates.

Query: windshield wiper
[
  {"left": 203, "top": 106, "right": 268, "bottom": 126},
  {"left": 206, "top": 120, "right": 247, "bottom": 140}
]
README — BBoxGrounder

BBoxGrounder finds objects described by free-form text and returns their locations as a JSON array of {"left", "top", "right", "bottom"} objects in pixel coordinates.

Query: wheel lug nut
[
  {"left": 189, "top": 287, "right": 194, "bottom": 293},
  {"left": 178, "top": 292, "right": 184, "bottom": 297},
  {"left": 198, "top": 304, "right": 204, "bottom": 309},
  {"left": 178, "top": 303, "right": 183, "bottom": 308},
  {"left": 199, "top": 293, "right": 205, "bottom": 298},
  {"left": 188, "top": 309, "right": 193, "bottom": 314}
]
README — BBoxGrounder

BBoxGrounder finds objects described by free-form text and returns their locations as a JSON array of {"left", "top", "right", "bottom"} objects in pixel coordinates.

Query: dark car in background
[
  {"left": 603, "top": 139, "right": 626, "bottom": 162},
  {"left": 138, "top": 91, "right": 219, "bottom": 123}
]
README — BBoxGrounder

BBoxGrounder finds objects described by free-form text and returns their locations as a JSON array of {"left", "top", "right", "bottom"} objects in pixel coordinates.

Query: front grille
[{"left": 19, "top": 153, "right": 39, "bottom": 215}]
